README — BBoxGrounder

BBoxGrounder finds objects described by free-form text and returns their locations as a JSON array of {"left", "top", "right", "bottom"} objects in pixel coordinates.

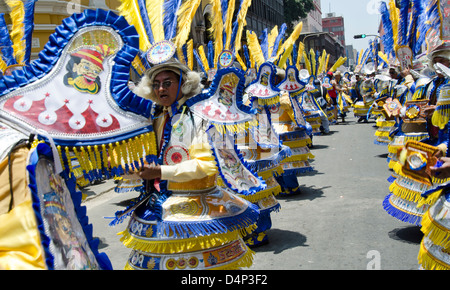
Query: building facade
[
  {"left": 298, "top": 0, "right": 322, "bottom": 34},
  {"left": 322, "top": 12, "right": 345, "bottom": 47},
  {"left": 299, "top": 32, "right": 345, "bottom": 69}
]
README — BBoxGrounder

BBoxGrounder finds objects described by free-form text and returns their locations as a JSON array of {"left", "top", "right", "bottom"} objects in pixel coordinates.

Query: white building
[{"left": 298, "top": 0, "right": 322, "bottom": 33}]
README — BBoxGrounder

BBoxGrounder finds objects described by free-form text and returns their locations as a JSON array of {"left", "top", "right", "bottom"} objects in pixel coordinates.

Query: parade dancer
[
  {"left": 188, "top": 1, "right": 286, "bottom": 248},
  {"left": 244, "top": 23, "right": 315, "bottom": 196},
  {"left": 0, "top": 8, "right": 161, "bottom": 269},
  {"left": 380, "top": 0, "right": 450, "bottom": 226}
]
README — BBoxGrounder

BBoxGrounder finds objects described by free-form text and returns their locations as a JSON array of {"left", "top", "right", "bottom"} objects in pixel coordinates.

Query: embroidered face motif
[
  {"left": 73, "top": 59, "right": 102, "bottom": 83},
  {"left": 64, "top": 45, "right": 111, "bottom": 94},
  {"left": 218, "top": 84, "right": 234, "bottom": 107}
]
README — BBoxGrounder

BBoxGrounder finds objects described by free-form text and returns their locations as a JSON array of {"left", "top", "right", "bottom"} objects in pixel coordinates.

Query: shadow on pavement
[
  {"left": 252, "top": 228, "right": 308, "bottom": 254},
  {"left": 375, "top": 153, "right": 389, "bottom": 159},
  {"left": 388, "top": 226, "right": 423, "bottom": 245},
  {"left": 277, "top": 183, "right": 328, "bottom": 202}
]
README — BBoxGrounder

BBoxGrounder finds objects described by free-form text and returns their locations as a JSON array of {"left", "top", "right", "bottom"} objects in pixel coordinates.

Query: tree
[{"left": 283, "top": 0, "right": 315, "bottom": 32}]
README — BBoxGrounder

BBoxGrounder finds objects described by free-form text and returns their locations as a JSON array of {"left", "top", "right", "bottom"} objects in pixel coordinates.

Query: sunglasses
[{"left": 152, "top": 80, "right": 176, "bottom": 90}]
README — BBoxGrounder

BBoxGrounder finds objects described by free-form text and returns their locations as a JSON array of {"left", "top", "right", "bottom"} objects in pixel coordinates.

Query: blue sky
[{"left": 320, "top": 0, "right": 384, "bottom": 52}]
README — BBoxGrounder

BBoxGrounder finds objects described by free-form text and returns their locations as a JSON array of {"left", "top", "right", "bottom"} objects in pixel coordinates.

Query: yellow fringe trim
[
  {"left": 420, "top": 208, "right": 450, "bottom": 249},
  {"left": 376, "top": 120, "right": 395, "bottom": 127},
  {"left": 60, "top": 132, "right": 157, "bottom": 178},
  {"left": 282, "top": 139, "right": 310, "bottom": 148},
  {"left": 392, "top": 161, "right": 403, "bottom": 175},
  {"left": 388, "top": 145, "right": 402, "bottom": 154},
  {"left": 118, "top": 227, "right": 256, "bottom": 255},
  {"left": 389, "top": 181, "right": 436, "bottom": 205},
  {"left": 212, "top": 118, "right": 258, "bottom": 135},
  {"left": 282, "top": 152, "right": 314, "bottom": 163},
  {"left": 123, "top": 246, "right": 255, "bottom": 270},
  {"left": 257, "top": 165, "right": 284, "bottom": 179},
  {"left": 375, "top": 130, "right": 390, "bottom": 137},
  {"left": 418, "top": 241, "right": 450, "bottom": 270},
  {"left": 238, "top": 186, "right": 281, "bottom": 203},
  {"left": 388, "top": 159, "right": 398, "bottom": 170},
  {"left": 417, "top": 189, "right": 443, "bottom": 209},
  {"left": 257, "top": 95, "right": 280, "bottom": 107},
  {"left": 432, "top": 111, "right": 450, "bottom": 130}
]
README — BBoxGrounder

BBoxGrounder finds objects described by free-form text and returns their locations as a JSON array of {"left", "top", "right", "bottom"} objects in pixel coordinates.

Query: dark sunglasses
[{"left": 152, "top": 80, "right": 175, "bottom": 90}]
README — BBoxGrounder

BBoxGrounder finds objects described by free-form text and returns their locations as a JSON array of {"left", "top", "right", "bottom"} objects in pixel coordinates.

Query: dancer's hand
[
  {"left": 430, "top": 157, "right": 450, "bottom": 179},
  {"left": 138, "top": 162, "right": 162, "bottom": 180}
]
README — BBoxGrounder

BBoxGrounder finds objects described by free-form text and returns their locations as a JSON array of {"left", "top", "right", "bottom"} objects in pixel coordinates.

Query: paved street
[{"left": 83, "top": 111, "right": 423, "bottom": 270}]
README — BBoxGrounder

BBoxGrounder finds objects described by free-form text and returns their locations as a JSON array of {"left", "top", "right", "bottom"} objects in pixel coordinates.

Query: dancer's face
[{"left": 152, "top": 71, "right": 181, "bottom": 107}]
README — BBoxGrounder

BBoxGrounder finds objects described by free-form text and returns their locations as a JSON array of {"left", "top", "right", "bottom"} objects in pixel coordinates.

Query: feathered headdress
[
  {"left": 301, "top": 48, "right": 329, "bottom": 78},
  {"left": 117, "top": 0, "right": 201, "bottom": 66},
  {"left": 329, "top": 56, "right": 347, "bottom": 73},
  {"left": 379, "top": 0, "right": 428, "bottom": 64},
  {"left": 193, "top": 0, "right": 252, "bottom": 77},
  {"left": 0, "top": 0, "right": 37, "bottom": 73},
  {"left": 244, "top": 21, "right": 303, "bottom": 71}
]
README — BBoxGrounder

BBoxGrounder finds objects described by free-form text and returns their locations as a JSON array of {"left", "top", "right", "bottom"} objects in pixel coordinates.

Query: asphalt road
[{"left": 83, "top": 111, "right": 423, "bottom": 270}]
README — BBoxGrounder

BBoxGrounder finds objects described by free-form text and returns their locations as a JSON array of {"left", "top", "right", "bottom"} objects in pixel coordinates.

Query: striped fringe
[{"left": 119, "top": 228, "right": 255, "bottom": 255}]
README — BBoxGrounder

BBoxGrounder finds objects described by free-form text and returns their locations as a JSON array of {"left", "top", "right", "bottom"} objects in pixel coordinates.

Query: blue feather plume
[
  {"left": 221, "top": 0, "right": 229, "bottom": 23},
  {"left": 398, "top": 0, "right": 410, "bottom": 47},
  {"left": 407, "top": 0, "right": 424, "bottom": 56},
  {"left": 271, "top": 23, "right": 287, "bottom": 58},
  {"left": 379, "top": 1, "right": 394, "bottom": 57},
  {"left": 315, "top": 50, "right": 319, "bottom": 76},
  {"left": 0, "top": 14, "right": 16, "bottom": 66},
  {"left": 259, "top": 28, "right": 269, "bottom": 60},
  {"left": 229, "top": 23, "right": 239, "bottom": 53},
  {"left": 243, "top": 44, "right": 251, "bottom": 68},
  {"left": 207, "top": 40, "right": 214, "bottom": 68},
  {"left": 22, "top": 0, "right": 38, "bottom": 64},
  {"left": 136, "top": 0, "right": 155, "bottom": 44},
  {"left": 193, "top": 49, "right": 206, "bottom": 73},
  {"left": 163, "top": 0, "right": 182, "bottom": 40},
  {"left": 292, "top": 43, "right": 298, "bottom": 65}
]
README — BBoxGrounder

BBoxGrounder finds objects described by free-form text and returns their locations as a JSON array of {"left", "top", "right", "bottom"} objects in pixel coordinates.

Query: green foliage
[{"left": 283, "top": 0, "right": 315, "bottom": 31}]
